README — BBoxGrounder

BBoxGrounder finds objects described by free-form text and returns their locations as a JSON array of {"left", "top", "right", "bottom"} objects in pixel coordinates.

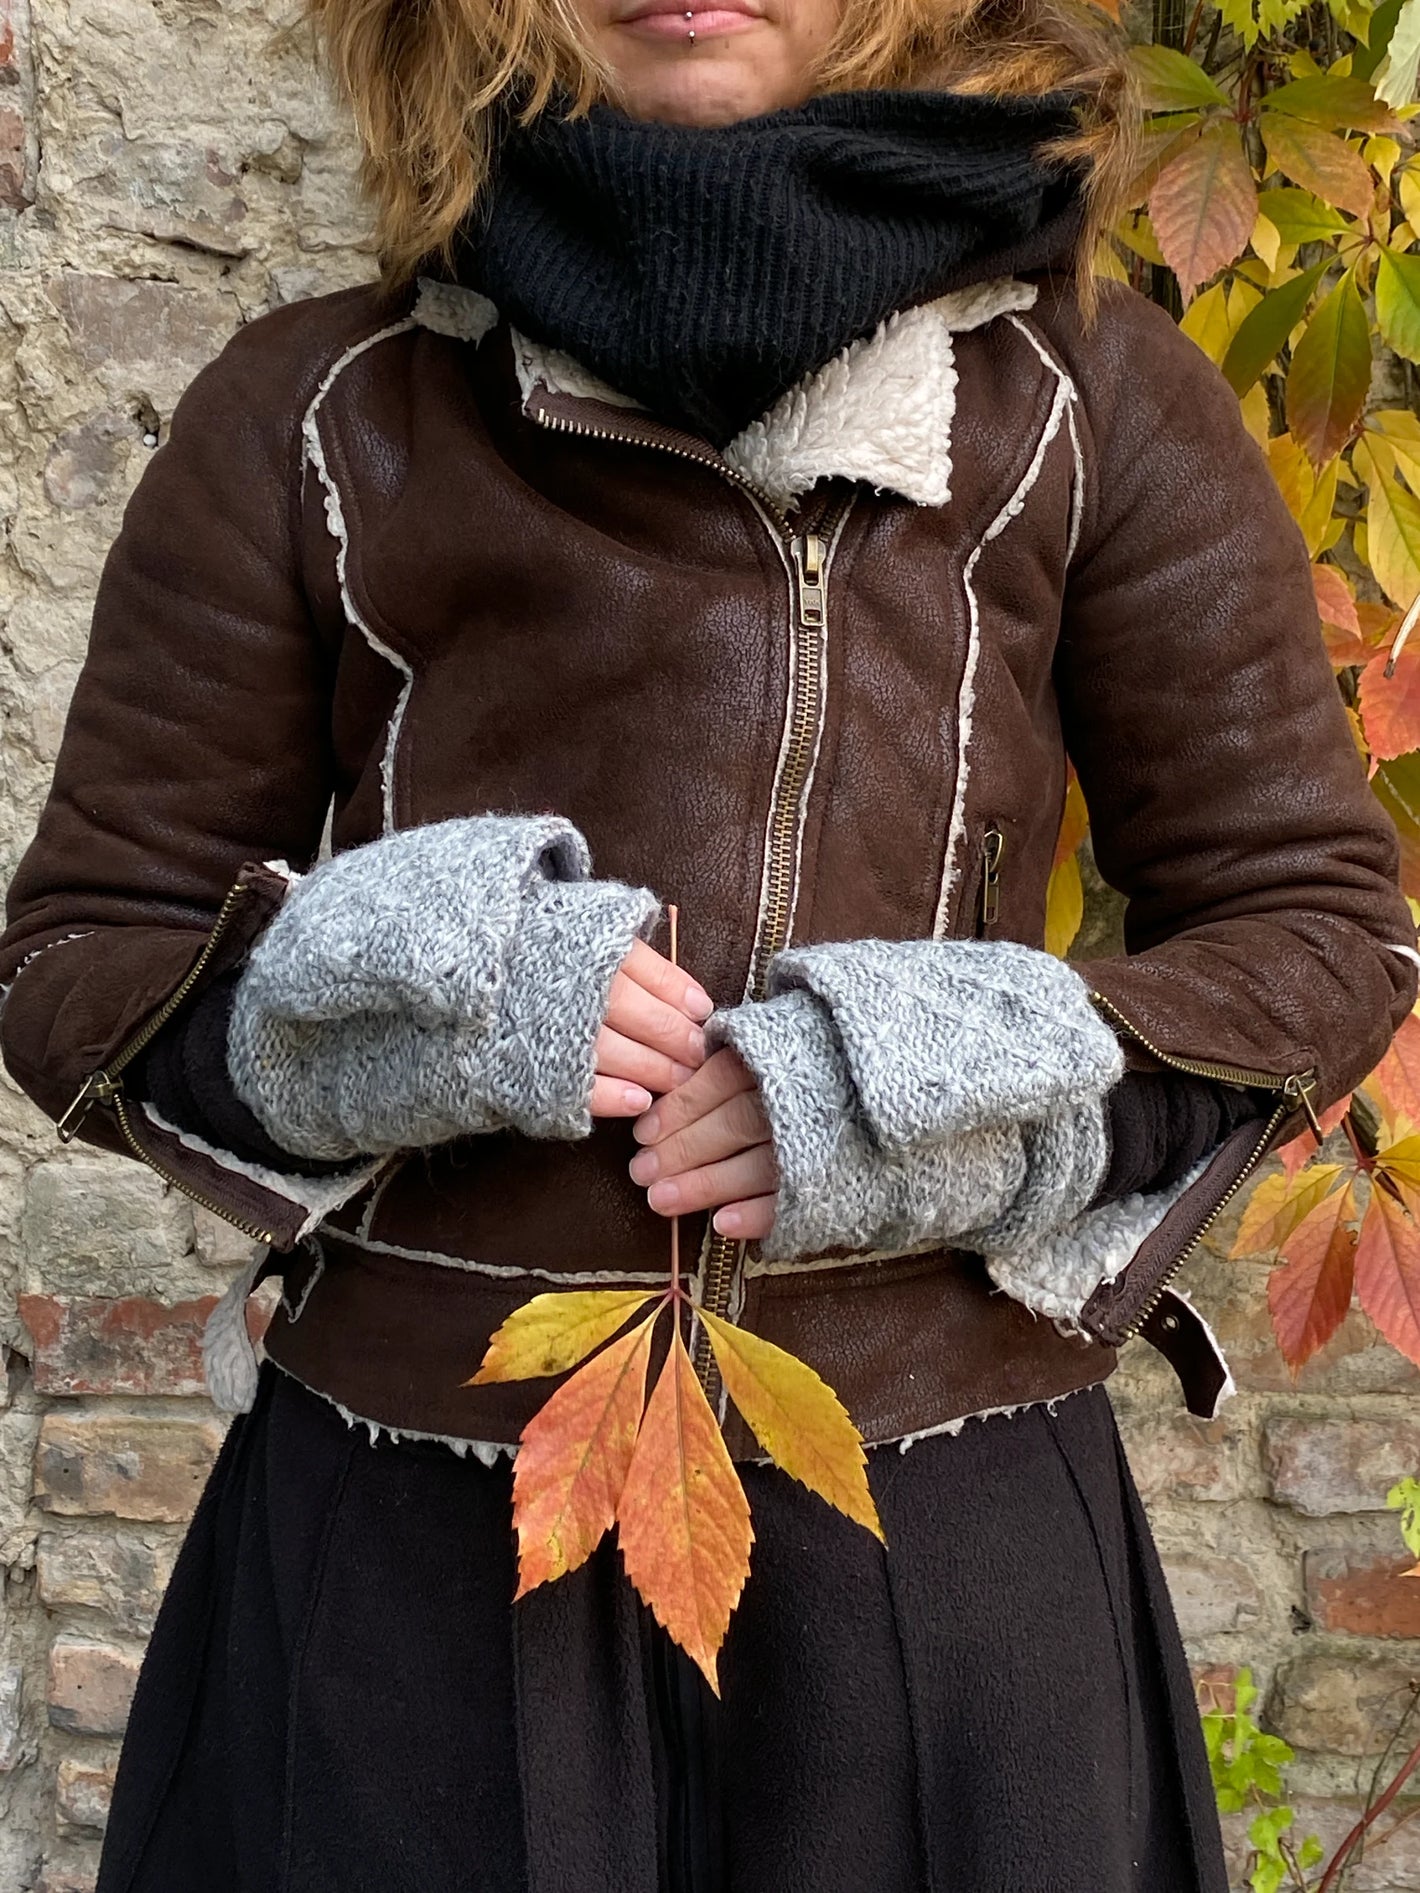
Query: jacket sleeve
[
  {"left": 1049, "top": 284, "right": 1418, "bottom": 1116},
  {"left": 0, "top": 297, "right": 387, "bottom": 1246}
]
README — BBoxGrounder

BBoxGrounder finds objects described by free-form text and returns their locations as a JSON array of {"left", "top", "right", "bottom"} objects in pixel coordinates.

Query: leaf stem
[{"left": 667, "top": 904, "right": 682, "bottom": 1317}]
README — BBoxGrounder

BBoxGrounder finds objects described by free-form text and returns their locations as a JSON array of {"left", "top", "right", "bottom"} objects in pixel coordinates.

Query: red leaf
[
  {"left": 1359, "top": 641, "right": 1420, "bottom": 762},
  {"left": 1268, "top": 1177, "right": 1358, "bottom": 1370},
  {"left": 1148, "top": 123, "right": 1259, "bottom": 301},
  {"left": 1372, "top": 1010, "right": 1420, "bottom": 1131},
  {"left": 1354, "top": 1178, "right": 1420, "bottom": 1366}
]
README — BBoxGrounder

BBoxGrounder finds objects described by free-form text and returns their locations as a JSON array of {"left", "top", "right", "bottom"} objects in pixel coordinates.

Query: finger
[
  {"left": 594, "top": 1025, "right": 698, "bottom": 1097},
  {"left": 632, "top": 1047, "right": 756, "bottom": 1145},
  {"left": 621, "top": 937, "right": 714, "bottom": 1023},
  {"left": 711, "top": 1196, "right": 778, "bottom": 1241},
  {"left": 642, "top": 1145, "right": 780, "bottom": 1219},
  {"left": 590, "top": 1075, "right": 655, "bottom": 1118},
  {"left": 627, "top": 1089, "right": 771, "bottom": 1186},
  {"left": 605, "top": 967, "right": 708, "bottom": 1070}
]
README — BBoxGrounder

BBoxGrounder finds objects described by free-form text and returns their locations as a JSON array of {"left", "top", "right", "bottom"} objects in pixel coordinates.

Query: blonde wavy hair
[{"left": 308, "top": 0, "right": 1139, "bottom": 313}]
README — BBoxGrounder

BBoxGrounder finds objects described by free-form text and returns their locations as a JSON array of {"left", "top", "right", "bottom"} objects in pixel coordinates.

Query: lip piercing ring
[{"left": 685, "top": 8, "right": 696, "bottom": 39}]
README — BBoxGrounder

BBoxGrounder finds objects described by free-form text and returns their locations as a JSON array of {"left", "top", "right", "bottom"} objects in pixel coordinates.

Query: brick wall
[{"left": 0, "top": 3, "right": 1416, "bottom": 1888}]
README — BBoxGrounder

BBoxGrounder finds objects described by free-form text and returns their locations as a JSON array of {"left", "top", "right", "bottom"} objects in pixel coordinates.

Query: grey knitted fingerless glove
[
  {"left": 705, "top": 937, "right": 1127, "bottom": 1291},
  {"left": 228, "top": 814, "right": 660, "bottom": 1161}
]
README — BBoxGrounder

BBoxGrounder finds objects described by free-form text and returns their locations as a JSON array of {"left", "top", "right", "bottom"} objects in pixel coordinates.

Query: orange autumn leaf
[
  {"left": 1268, "top": 1177, "right": 1358, "bottom": 1370},
  {"left": 1372, "top": 1010, "right": 1420, "bottom": 1128},
  {"left": 1354, "top": 1177, "right": 1420, "bottom": 1366},
  {"left": 1231, "top": 1162, "right": 1345, "bottom": 1254},
  {"left": 1358, "top": 641, "right": 1420, "bottom": 763},
  {"left": 510, "top": 1309, "right": 658, "bottom": 1597},
  {"left": 700, "top": 1310, "right": 883, "bottom": 1542},
  {"left": 1044, "top": 852, "right": 1084, "bottom": 959},
  {"left": 616, "top": 1327, "right": 753, "bottom": 1694},
  {"left": 1313, "top": 562, "right": 1361, "bottom": 635}
]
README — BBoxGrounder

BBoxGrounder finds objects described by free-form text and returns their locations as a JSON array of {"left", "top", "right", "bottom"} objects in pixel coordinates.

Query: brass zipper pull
[
  {"left": 57, "top": 1070, "right": 123, "bottom": 1144},
  {"left": 792, "top": 533, "right": 826, "bottom": 629},
  {"left": 1284, "top": 1070, "right": 1326, "bottom": 1144},
  {"left": 979, "top": 826, "right": 1005, "bottom": 930}
]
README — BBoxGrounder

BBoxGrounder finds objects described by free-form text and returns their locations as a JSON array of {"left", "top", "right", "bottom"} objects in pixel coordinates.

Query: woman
[{"left": 2, "top": 0, "right": 1414, "bottom": 1887}]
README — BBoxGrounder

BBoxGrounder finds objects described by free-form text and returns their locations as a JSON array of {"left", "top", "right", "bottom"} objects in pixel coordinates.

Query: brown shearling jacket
[{"left": 2, "top": 265, "right": 1414, "bottom": 1454}]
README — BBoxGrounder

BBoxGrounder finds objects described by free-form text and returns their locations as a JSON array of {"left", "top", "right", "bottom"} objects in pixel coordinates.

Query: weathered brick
[
  {"left": 1271, "top": 1652, "right": 1420, "bottom": 1755},
  {"left": 46, "top": 1639, "right": 141, "bottom": 1737},
  {"left": 1304, "top": 1546, "right": 1420, "bottom": 1638},
  {"left": 36, "top": 1528, "right": 176, "bottom": 1636},
  {"left": 0, "top": 1662, "right": 22, "bottom": 1771},
  {"left": 1161, "top": 1552, "right": 1264, "bottom": 1637},
  {"left": 35, "top": 1412, "right": 224, "bottom": 1523},
  {"left": 20, "top": 1157, "right": 196, "bottom": 1298},
  {"left": 55, "top": 1757, "right": 116, "bottom": 1833},
  {"left": 19, "top": 1291, "right": 265, "bottom": 1396},
  {"left": 1263, "top": 1415, "right": 1420, "bottom": 1516},
  {"left": 1116, "top": 1408, "right": 1259, "bottom": 1505}
]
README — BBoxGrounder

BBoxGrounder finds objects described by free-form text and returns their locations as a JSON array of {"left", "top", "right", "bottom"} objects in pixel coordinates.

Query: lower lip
[{"left": 622, "top": 8, "right": 760, "bottom": 36}]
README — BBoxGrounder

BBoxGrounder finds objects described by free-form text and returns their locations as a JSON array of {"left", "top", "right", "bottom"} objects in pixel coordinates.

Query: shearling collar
[{"left": 411, "top": 273, "right": 1039, "bottom": 512}]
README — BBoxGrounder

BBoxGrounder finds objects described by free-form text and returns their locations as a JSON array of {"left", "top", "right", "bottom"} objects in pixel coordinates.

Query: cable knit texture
[
  {"left": 228, "top": 815, "right": 660, "bottom": 1161},
  {"left": 705, "top": 938, "right": 1127, "bottom": 1296}
]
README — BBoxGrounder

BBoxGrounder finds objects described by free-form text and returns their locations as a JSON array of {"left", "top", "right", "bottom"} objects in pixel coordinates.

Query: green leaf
[
  {"left": 1221, "top": 261, "right": 1330, "bottom": 393},
  {"left": 1248, "top": 1805, "right": 1295, "bottom": 1853},
  {"left": 1249, "top": 1859, "right": 1286, "bottom": 1893},
  {"left": 1235, "top": 1668, "right": 1258, "bottom": 1716},
  {"left": 1257, "top": 187, "right": 1350, "bottom": 242},
  {"left": 1379, "top": 248, "right": 1420, "bottom": 361},
  {"left": 1375, "top": 0, "right": 1420, "bottom": 104},
  {"left": 1286, "top": 268, "right": 1372, "bottom": 464},
  {"left": 1387, "top": 1474, "right": 1420, "bottom": 1555},
  {"left": 1130, "top": 44, "right": 1232, "bottom": 111},
  {"left": 1373, "top": 751, "right": 1420, "bottom": 898},
  {"left": 1264, "top": 71, "right": 1398, "bottom": 129},
  {"left": 1355, "top": 0, "right": 1406, "bottom": 79},
  {"left": 1298, "top": 1835, "right": 1326, "bottom": 1869},
  {"left": 1260, "top": 115, "right": 1377, "bottom": 219}
]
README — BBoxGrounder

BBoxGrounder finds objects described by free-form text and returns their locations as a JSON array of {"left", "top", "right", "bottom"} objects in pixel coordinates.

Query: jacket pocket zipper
[
  {"left": 1086, "top": 988, "right": 1323, "bottom": 1340},
  {"left": 976, "top": 823, "right": 1005, "bottom": 934},
  {"left": 54, "top": 879, "right": 278, "bottom": 1245}
]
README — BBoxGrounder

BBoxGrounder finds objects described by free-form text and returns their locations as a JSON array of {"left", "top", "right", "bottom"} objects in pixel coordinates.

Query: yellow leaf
[
  {"left": 468, "top": 1288, "right": 658, "bottom": 1384},
  {"left": 1355, "top": 435, "right": 1420, "bottom": 610},
  {"left": 1300, "top": 454, "right": 1342, "bottom": 558},
  {"left": 1241, "top": 382, "right": 1272, "bottom": 445},
  {"left": 1378, "top": 1132, "right": 1420, "bottom": 1193},
  {"left": 1045, "top": 851, "right": 1085, "bottom": 957},
  {"left": 1181, "top": 281, "right": 1234, "bottom": 363},
  {"left": 1094, "top": 238, "right": 1130, "bottom": 284},
  {"left": 1231, "top": 1163, "right": 1346, "bottom": 1257},
  {"left": 700, "top": 1310, "right": 884, "bottom": 1543},
  {"left": 616, "top": 1328, "right": 753, "bottom": 1695},
  {"left": 510, "top": 1307, "right": 658, "bottom": 1596}
]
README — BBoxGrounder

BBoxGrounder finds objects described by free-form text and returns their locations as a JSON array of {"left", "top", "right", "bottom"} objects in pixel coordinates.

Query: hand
[
  {"left": 591, "top": 938, "right": 714, "bottom": 1117},
  {"left": 628, "top": 1046, "right": 779, "bottom": 1240}
]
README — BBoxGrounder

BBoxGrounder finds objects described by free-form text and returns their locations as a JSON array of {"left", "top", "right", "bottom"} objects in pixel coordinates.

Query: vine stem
[
  {"left": 1316, "top": 1723, "right": 1420, "bottom": 1893},
  {"left": 667, "top": 904, "right": 682, "bottom": 1314}
]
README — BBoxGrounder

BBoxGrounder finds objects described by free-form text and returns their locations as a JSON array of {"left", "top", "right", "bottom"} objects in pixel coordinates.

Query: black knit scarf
[{"left": 447, "top": 87, "right": 1089, "bottom": 446}]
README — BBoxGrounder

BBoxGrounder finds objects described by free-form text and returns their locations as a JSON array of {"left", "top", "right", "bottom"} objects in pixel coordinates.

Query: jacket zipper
[
  {"left": 527, "top": 397, "right": 854, "bottom": 1397},
  {"left": 54, "top": 879, "right": 278, "bottom": 1244},
  {"left": 977, "top": 823, "right": 1005, "bottom": 933},
  {"left": 1086, "top": 988, "right": 1323, "bottom": 1339}
]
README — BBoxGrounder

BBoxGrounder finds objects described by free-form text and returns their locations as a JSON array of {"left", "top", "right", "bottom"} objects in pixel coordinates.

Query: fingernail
[
  {"left": 628, "top": 1150, "right": 658, "bottom": 1184},
  {"left": 670, "top": 1063, "right": 696, "bottom": 1085},
  {"left": 684, "top": 982, "right": 714, "bottom": 1022},
  {"left": 648, "top": 1180, "right": 680, "bottom": 1211},
  {"left": 714, "top": 1207, "right": 742, "bottom": 1235},
  {"left": 688, "top": 1027, "right": 707, "bottom": 1061},
  {"left": 633, "top": 1109, "right": 661, "bottom": 1143},
  {"left": 623, "top": 1085, "right": 653, "bottom": 1114}
]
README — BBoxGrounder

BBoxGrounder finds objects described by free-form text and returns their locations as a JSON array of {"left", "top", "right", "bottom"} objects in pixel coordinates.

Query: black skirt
[{"left": 96, "top": 1361, "right": 1228, "bottom": 1893}]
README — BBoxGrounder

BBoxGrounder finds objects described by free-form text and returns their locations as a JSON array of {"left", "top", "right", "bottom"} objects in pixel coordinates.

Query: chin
[{"left": 611, "top": 51, "right": 808, "bottom": 126}]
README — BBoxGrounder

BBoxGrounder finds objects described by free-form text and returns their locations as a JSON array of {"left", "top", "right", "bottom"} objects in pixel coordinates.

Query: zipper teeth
[
  {"left": 696, "top": 500, "right": 851, "bottom": 1391},
  {"left": 112, "top": 1093, "right": 277, "bottom": 1245},
  {"left": 110, "top": 882, "right": 250, "bottom": 1077},
  {"left": 534, "top": 409, "right": 790, "bottom": 529},
  {"left": 1119, "top": 1096, "right": 1289, "bottom": 1339},
  {"left": 1088, "top": 989, "right": 1306, "bottom": 1091}
]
